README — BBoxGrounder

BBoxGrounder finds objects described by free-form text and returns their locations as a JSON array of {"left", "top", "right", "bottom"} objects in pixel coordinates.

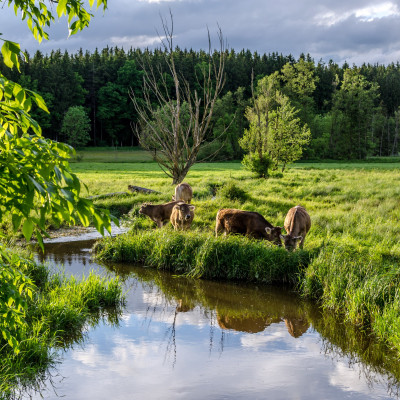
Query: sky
[{"left": 1, "top": 0, "right": 400, "bottom": 66}]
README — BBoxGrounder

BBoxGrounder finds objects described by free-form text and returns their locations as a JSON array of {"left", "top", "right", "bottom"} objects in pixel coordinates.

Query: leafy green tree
[
  {"left": 280, "top": 58, "right": 318, "bottom": 126},
  {"left": 240, "top": 72, "right": 310, "bottom": 174},
  {"left": 330, "top": 68, "right": 380, "bottom": 159},
  {"left": 267, "top": 92, "right": 311, "bottom": 171},
  {"left": 61, "top": 106, "right": 91, "bottom": 147},
  {"left": 97, "top": 60, "right": 143, "bottom": 145},
  {"left": 239, "top": 73, "right": 280, "bottom": 176},
  {"left": 0, "top": 0, "right": 111, "bottom": 355}
]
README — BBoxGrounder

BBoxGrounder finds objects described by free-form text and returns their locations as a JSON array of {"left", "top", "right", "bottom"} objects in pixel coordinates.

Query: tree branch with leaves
[{"left": 0, "top": 0, "right": 115, "bottom": 355}]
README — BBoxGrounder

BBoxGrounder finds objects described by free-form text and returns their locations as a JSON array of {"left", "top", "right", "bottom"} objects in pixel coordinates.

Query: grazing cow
[
  {"left": 215, "top": 208, "right": 282, "bottom": 246},
  {"left": 280, "top": 205, "right": 311, "bottom": 251},
  {"left": 170, "top": 203, "right": 195, "bottom": 230},
  {"left": 172, "top": 182, "right": 193, "bottom": 204},
  {"left": 139, "top": 201, "right": 183, "bottom": 228}
]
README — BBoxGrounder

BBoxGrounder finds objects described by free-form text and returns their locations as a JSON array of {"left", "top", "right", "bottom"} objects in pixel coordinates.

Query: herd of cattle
[{"left": 139, "top": 182, "right": 311, "bottom": 251}]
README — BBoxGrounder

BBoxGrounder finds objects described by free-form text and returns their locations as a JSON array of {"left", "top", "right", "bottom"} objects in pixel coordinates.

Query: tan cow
[
  {"left": 280, "top": 205, "right": 311, "bottom": 251},
  {"left": 172, "top": 183, "right": 193, "bottom": 204},
  {"left": 215, "top": 208, "right": 282, "bottom": 246},
  {"left": 170, "top": 203, "right": 195, "bottom": 230},
  {"left": 139, "top": 201, "right": 183, "bottom": 228}
]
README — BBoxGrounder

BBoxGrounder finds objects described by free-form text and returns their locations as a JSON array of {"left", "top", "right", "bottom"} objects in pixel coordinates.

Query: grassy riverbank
[
  {"left": 94, "top": 230, "right": 311, "bottom": 283},
  {"left": 1, "top": 249, "right": 125, "bottom": 399},
  {"left": 72, "top": 158, "right": 400, "bottom": 356}
]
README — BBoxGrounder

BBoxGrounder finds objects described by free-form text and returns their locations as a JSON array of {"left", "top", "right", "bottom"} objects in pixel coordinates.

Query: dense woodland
[{"left": 3, "top": 46, "right": 400, "bottom": 160}]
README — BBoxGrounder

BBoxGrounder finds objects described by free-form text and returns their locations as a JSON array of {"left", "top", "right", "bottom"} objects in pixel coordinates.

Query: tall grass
[{"left": 95, "top": 229, "right": 311, "bottom": 284}]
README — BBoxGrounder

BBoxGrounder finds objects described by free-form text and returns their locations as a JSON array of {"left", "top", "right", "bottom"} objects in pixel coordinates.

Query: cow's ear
[
  {"left": 265, "top": 227, "right": 272, "bottom": 234},
  {"left": 280, "top": 234, "right": 286, "bottom": 240},
  {"left": 294, "top": 236, "right": 303, "bottom": 242},
  {"left": 189, "top": 205, "right": 195, "bottom": 210}
]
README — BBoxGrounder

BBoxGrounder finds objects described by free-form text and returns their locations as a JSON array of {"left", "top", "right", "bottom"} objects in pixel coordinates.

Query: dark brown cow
[
  {"left": 281, "top": 205, "right": 311, "bottom": 251},
  {"left": 139, "top": 201, "right": 183, "bottom": 228},
  {"left": 172, "top": 182, "right": 193, "bottom": 204},
  {"left": 170, "top": 203, "right": 195, "bottom": 230},
  {"left": 215, "top": 208, "right": 282, "bottom": 246}
]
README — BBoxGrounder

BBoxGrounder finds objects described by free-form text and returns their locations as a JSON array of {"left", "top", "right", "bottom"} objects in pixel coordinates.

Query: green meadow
[{"left": 73, "top": 153, "right": 400, "bottom": 357}]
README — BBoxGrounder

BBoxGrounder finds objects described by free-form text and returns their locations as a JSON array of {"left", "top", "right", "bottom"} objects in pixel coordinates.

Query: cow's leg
[
  {"left": 299, "top": 231, "right": 306, "bottom": 249},
  {"left": 156, "top": 219, "right": 163, "bottom": 228},
  {"left": 215, "top": 218, "right": 224, "bottom": 237}
]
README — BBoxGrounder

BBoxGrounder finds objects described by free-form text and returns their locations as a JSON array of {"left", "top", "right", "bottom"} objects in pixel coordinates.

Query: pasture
[{"left": 71, "top": 157, "right": 400, "bottom": 356}]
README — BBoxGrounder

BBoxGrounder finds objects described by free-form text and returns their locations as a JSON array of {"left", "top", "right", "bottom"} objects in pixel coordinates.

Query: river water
[{"left": 30, "top": 235, "right": 400, "bottom": 400}]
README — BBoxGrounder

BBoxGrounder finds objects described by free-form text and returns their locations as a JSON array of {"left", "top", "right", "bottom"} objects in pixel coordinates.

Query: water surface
[{"left": 32, "top": 238, "right": 400, "bottom": 400}]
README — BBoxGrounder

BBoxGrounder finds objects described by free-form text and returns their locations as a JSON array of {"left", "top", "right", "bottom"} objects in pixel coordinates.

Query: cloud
[
  {"left": 1, "top": 0, "right": 400, "bottom": 65},
  {"left": 315, "top": 1, "right": 400, "bottom": 26}
]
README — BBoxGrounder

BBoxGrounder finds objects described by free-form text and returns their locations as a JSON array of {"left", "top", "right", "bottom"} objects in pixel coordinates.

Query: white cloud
[
  {"left": 109, "top": 35, "right": 161, "bottom": 47},
  {"left": 315, "top": 1, "right": 400, "bottom": 26},
  {"left": 355, "top": 2, "right": 400, "bottom": 21}
]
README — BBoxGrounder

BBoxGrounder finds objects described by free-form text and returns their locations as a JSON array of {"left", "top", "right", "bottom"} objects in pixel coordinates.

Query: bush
[
  {"left": 242, "top": 152, "right": 271, "bottom": 178},
  {"left": 218, "top": 181, "right": 248, "bottom": 202}
]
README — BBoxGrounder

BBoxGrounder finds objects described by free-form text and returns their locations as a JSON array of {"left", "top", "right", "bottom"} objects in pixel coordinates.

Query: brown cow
[
  {"left": 280, "top": 205, "right": 311, "bottom": 251},
  {"left": 172, "top": 183, "right": 193, "bottom": 204},
  {"left": 170, "top": 203, "right": 195, "bottom": 230},
  {"left": 139, "top": 201, "right": 183, "bottom": 228},
  {"left": 215, "top": 208, "right": 282, "bottom": 246}
]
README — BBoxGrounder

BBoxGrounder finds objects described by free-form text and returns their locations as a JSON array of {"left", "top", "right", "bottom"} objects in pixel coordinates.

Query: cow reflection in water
[{"left": 216, "top": 312, "right": 310, "bottom": 338}]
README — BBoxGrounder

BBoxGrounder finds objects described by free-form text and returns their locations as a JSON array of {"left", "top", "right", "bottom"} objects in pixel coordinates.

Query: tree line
[{"left": 3, "top": 46, "right": 400, "bottom": 160}]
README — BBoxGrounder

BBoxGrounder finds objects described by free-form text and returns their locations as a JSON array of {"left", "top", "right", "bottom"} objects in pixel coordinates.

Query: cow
[
  {"left": 170, "top": 202, "right": 195, "bottom": 230},
  {"left": 215, "top": 208, "right": 282, "bottom": 246},
  {"left": 172, "top": 182, "right": 193, "bottom": 204},
  {"left": 139, "top": 201, "right": 184, "bottom": 228},
  {"left": 280, "top": 205, "right": 311, "bottom": 251}
]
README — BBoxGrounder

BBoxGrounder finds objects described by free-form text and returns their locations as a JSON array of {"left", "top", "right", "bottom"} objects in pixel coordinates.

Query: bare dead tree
[{"left": 130, "top": 12, "right": 226, "bottom": 184}]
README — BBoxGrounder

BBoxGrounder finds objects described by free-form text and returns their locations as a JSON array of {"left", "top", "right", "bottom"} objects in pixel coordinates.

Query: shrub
[
  {"left": 218, "top": 181, "right": 248, "bottom": 202},
  {"left": 242, "top": 153, "right": 271, "bottom": 178}
]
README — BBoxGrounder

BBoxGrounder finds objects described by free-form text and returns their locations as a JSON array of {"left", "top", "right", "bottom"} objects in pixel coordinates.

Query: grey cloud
[{"left": 1, "top": 0, "right": 400, "bottom": 65}]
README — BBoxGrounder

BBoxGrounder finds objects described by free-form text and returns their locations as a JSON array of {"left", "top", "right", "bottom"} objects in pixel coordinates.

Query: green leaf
[
  {"left": 56, "top": 0, "right": 68, "bottom": 18},
  {"left": 12, "top": 214, "right": 23, "bottom": 231},
  {"left": 1, "top": 40, "right": 21, "bottom": 70},
  {"left": 22, "top": 219, "right": 34, "bottom": 241}
]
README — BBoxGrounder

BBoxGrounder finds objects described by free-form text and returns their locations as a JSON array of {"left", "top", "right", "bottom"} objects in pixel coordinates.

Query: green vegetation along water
[
  {"left": 24, "top": 237, "right": 400, "bottom": 399},
  {"left": 77, "top": 160, "right": 400, "bottom": 358}
]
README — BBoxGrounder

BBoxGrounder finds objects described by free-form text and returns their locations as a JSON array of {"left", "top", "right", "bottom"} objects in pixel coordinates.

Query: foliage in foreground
[
  {"left": 1, "top": 0, "right": 117, "bottom": 361},
  {"left": 0, "top": 249, "right": 124, "bottom": 400}
]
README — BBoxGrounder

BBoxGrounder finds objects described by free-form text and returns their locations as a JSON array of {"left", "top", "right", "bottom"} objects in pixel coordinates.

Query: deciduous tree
[{"left": 131, "top": 13, "right": 226, "bottom": 184}]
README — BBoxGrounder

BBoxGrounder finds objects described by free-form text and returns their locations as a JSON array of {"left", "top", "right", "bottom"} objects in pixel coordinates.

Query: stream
[{"left": 29, "top": 232, "right": 400, "bottom": 400}]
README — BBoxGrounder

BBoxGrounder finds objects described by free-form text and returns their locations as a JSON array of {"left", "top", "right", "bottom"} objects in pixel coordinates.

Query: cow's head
[
  {"left": 280, "top": 234, "right": 302, "bottom": 251},
  {"left": 139, "top": 203, "right": 151, "bottom": 214},
  {"left": 174, "top": 203, "right": 195, "bottom": 221},
  {"left": 265, "top": 226, "right": 283, "bottom": 246}
]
